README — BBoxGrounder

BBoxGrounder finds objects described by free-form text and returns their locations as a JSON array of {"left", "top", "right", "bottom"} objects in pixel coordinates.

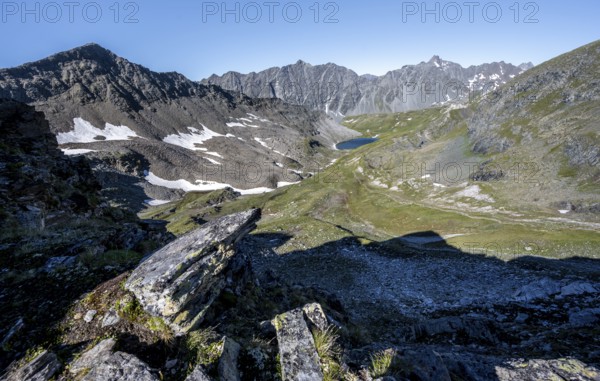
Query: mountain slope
[
  {"left": 0, "top": 44, "right": 358, "bottom": 204},
  {"left": 150, "top": 40, "right": 600, "bottom": 257},
  {"left": 202, "top": 57, "right": 532, "bottom": 119}
]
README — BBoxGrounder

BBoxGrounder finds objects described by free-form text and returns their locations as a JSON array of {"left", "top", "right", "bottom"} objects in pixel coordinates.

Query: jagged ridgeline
[{"left": 202, "top": 57, "right": 533, "bottom": 119}]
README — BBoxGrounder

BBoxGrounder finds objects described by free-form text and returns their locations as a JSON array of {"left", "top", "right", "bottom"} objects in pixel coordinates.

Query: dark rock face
[
  {"left": 202, "top": 58, "right": 529, "bottom": 119},
  {"left": 0, "top": 100, "right": 172, "bottom": 372},
  {"left": 125, "top": 209, "right": 261, "bottom": 333},
  {"left": 0, "top": 99, "right": 100, "bottom": 233}
]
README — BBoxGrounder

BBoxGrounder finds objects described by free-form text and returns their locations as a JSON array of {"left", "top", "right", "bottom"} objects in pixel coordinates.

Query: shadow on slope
[{"left": 241, "top": 230, "right": 600, "bottom": 379}]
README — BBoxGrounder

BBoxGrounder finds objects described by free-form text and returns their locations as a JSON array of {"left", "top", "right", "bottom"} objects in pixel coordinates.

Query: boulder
[
  {"left": 125, "top": 209, "right": 261, "bottom": 333},
  {"left": 101, "top": 308, "right": 121, "bottom": 327},
  {"left": 218, "top": 337, "right": 241, "bottom": 381},
  {"left": 569, "top": 308, "right": 600, "bottom": 327},
  {"left": 302, "top": 303, "right": 329, "bottom": 331},
  {"left": 560, "top": 282, "right": 597, "bottom": 297},
  {"left": 1, "top": 350, "right": 61, "bottom": 381},
  {"left": 81, "top": 351, "right": 158, "bottom": 381},
  {"left": 513, "top": 278, "right": 561, "bottom": 302},
  {"left": 69, "top": 338, "right": 116, "bottom": 376},
  {"left": 65, "top": 338, "right": 159, "bottom": 381},
  {"left": 185, "top": 365, "right": 213, "bottom": 380},
  {"left": 273, "top": 308, "right": 324, "bottom": 381}
]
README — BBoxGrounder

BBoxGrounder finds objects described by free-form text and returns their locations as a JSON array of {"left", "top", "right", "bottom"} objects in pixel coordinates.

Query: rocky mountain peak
[
  {"left": 428, "top": 55, "right": 443, "bottom": 65},
  {"left": 33, "top": 42, "right": 119, "bottom": 69},
  {"left": 294, "top": 59, "right": 310, "bottom": 66},
  {"left": 519, "top": 61, "right": 535, "bottom": 71}
]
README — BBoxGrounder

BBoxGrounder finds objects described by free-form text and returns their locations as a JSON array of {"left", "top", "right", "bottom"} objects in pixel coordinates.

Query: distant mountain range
[{"left": 202, "top": 57, "right": 534, "bottom": 119}]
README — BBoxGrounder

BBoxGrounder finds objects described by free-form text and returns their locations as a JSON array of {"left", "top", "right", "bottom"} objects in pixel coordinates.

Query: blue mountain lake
[{"left": 335, "top": 137, "right": 378, "bottom": 150}]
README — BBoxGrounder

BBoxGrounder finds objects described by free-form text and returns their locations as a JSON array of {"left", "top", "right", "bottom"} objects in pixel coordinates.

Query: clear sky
[{"left": 0, "top": 0, "right": 598, "bottom": 80}]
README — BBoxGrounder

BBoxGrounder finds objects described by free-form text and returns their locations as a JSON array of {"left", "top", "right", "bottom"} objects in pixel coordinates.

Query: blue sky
[{"left": 0, "top": 0, "right": 598, "bottom": 80}]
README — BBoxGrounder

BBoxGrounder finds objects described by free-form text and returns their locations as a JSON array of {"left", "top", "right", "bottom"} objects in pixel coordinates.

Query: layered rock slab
[
  {"left": 125, "top": 209, "right": 260, "bottom": 333},
  {"left": 273, "top": 307, "right": 324, "bottom": 381}
]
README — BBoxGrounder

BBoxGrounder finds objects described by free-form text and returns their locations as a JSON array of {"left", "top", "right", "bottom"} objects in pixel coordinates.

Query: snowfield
[
  {"left": 144, "top": 172, "right": 299, "bottom": 196},
  {"left": 57, "top": 118, "right": 139, "bottom": 144}
]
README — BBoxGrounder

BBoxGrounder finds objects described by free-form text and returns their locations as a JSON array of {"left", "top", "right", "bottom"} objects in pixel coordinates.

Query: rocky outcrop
[
  {"left": 273, "top": 307, "right": 325, "bottom": 381},
  {"left": 125, "top": 209, "right": 261, "bottom": 333},
  {"left": 0, "top": 351, "right": 61, "bottom": 381},
  {"left": 0, "top": 99, "right": 100, "bottom": 233},
  {"left": 0, "top": 100, "right": 167, "bottom": 371}
]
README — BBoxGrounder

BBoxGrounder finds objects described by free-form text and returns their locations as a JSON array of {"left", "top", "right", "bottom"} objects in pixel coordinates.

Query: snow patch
[
  {"left": 226, "top": 122, "right": 248, "bottom": 128},
  {"left": 145, "top": 199, "right": 171, "bottom": 206},
  {"left": 61, "top": 148, "right": 96, "bottom": 155},
  {"left": 371, "top": 179, "right": 389, "bottom": 189},
  {"left": 277, "top": 181, "right": 301, "bottom": 187},
  {"left": 456, "top": 185, "right": 495, "bottom": 203},
  {"left": 145, "top": 172, "right": 300, "bottom": 196},
  {"left": 57, "top": 118, "right": 138, "bottom": 144},
  {"left": 204, "top": 157, "right": 222, "bottom": 165},
  {"left": 163, "top": 125, "right": 224, "bottom": 151},
  {"left": 254, "top": 137, "right": 286, "bottom": 156}
]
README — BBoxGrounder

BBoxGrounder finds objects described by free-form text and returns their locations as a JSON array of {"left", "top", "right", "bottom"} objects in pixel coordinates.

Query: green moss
[
  {"left": 185, "top": 327, "right": 222, "bottom": 368},
  {"left": 115, "top": 295, "right": 144, "bottom": 322}
]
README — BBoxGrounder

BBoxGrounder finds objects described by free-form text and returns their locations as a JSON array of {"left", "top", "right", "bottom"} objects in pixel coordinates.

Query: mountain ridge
[
  {"left": 0, "top": 44, "right": 358, "bottom": 201},
  {"left": 202, "top": 56, "right": 533, "bottom": 118}
]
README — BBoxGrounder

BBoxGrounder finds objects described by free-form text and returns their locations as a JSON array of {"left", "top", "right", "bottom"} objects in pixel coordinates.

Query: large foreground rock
[
  {"left": 273, "top": 307, "right": 324, "bottom": 381},
  {"left": 125, "top": 209, "right": 261, "bottom": 333}
]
